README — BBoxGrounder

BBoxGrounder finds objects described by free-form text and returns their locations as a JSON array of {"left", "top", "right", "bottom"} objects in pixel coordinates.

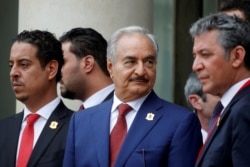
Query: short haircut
[
  {"left": 107, "top": 25, "right": 158, "bottom": 64},
  {"left": 190, "top": 13, "right": 250, "bottom": 70},
  {"left": 60, "top": 27, "right": 109, "bottom": 76},
  {"left": 14, "top": 30, "right": 63, "bottom": 82},
  {"left": 184, "top": 72, "right": 206, "bottom": 108}
]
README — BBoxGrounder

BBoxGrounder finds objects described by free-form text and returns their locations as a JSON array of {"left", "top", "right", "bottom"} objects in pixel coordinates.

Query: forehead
[
  {"left": 116, "top": 33, "right": 156, "bottom": 54},
  {"left": 10, "top": 42, "right": 38, "bottom": 60},
  {"left": 193, "top": 30, "right": 220, "bottom": 51},
  {"left": 62, "top": 42, "right": 71, "bottom": 51}
]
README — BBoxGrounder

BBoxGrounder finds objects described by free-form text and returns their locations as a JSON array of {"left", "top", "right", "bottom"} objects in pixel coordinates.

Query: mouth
[
  {"left": 12, "top": 82, "right": 23, "bottom": 90},
  {"left": 198, "top": 76, "right": 209, "bottom": 84},
  {"left": 130, "top": 78, "right": 149, "bottom": 84}
]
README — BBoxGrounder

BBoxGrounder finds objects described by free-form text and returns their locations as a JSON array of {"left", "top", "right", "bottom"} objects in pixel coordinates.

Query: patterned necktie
[
  {"left": 208, "top": 101, "right": 223, "bottom": 131},
  {"left": 17, "top": 114, "right": 40, "bottom": 167},
  {"left": 110, "top": 103, "right": 132, "bottom": 167}
]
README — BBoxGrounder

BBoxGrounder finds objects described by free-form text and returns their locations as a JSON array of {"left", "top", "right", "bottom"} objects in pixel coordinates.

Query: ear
[
  {"left": 107, "top": 58, "right": 113, "bottom": 79},
  {"left": 188, "top": 94, "right": 202, "bottom": 111},
  {"left": 46, "top": 60, "right": 58, "bottom": 80},
  {"left": 82, "top": 55, "right": 95, "bottom": 73},
  {"left": 231, "top": 45, "right": 245, "bottom": 68}
]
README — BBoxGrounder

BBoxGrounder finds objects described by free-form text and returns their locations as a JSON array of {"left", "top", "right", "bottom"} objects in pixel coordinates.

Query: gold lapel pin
[
  {"left": 49, "top": 121, "right": 58, "bottom": 129},
  {"left": 145, "top": 113, "right": 155, "bottom": 121},
  {"left": 217, "top": 117, "right": 221, "bottom": 127}
]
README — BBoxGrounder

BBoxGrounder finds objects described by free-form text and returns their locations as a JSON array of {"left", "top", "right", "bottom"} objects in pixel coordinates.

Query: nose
[
  {"left": 9, "top": 65, "right": 20, "bottom": 78},
  {"left": 135, "top": 62, "right": 145, "bottom": 76},
  {"left": 192, "top": 57, "right": 203, "bottom": 72}
]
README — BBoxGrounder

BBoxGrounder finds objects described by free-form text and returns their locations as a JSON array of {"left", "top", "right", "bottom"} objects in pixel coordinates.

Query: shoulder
[{"left": 0, "top": 112, "right": 23, "bottom": 122}]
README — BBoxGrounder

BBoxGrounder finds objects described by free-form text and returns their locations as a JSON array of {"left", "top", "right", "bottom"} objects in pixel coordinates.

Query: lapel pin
[
  {"left": 146, "top": 113, "right": 155, "bottom": 121},
  {"left": 217, "top": 117, "right": 221, "bottom": 127},
  {"left": 49, "top": 121, "right": 58, "bottom": 129}
]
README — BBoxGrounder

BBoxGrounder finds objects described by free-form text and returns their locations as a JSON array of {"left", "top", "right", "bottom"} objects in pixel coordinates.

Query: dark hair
[
  {"left": 219, "top": 0, "right": 250, "bottom": 22},
  {"left": 59, "top": 27, "right": 109, "bottom": 76},
  {"left": 14, "top": 30, "right": 63, "bottom": 82}
]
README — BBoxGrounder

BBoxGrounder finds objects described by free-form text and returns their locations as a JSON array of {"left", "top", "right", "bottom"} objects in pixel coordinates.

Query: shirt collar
[
  {"left": 82, "top": 84, "right": 114, "bottom": 108},
  {"left": 111, "top": 91, "right": 151, "bottom": 113},
  {"left": 221, "top": 78, "right": 250, "bottom": 108},
  {"left": 23, "top": 97, "right": 60, "bottom": 121}
]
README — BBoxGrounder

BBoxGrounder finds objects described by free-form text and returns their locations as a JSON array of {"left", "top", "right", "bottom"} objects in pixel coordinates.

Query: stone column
[{"left": 17, "top": 0, "right": 153, "bottom": 111}]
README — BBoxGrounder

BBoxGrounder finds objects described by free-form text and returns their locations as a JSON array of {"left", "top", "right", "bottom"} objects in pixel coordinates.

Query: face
[
  {"left": 9, "top": 42, "right": 51, "bottom": 104},
  {"left": 108, "top": 33, "right": 157, "bottom": 101},
  {"left": 192, "top": 30, "right": 234, "bottom": 96},
  {"left": 200, "top": 94, "right": 220, "bottom": 119},
  {"left": 60, "top": 42, "right": 84, "bottom": 99}
]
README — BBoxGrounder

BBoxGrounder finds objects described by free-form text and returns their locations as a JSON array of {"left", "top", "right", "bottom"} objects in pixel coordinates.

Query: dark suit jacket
[
  {"left": 0, "top": 101, "right": 73, "bottom": 167},
  {"left": 196, "top": 85, "right": 250, "bottom": 167},
  {"left": 63, "top": 91, "right": 202, "bottom": 167}
]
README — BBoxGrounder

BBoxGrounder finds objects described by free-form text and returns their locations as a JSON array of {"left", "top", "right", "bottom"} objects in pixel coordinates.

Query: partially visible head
[
  {"left": 59, "top": 27, "right": 108, "bottom": 76},
  {"left": 59, "top": 27, "right": 108, "bottom": 99},
  {"left": 107, "top": 25, "right": 158, "bottom": 101},
  {"left": 184, "top": 72, "right": 206, "bottom": 108},
  {"left": 219, "top": 0, "right": 250, "bottom": 22},
  {"left": 190, "top": 13, "right": 250, "bottom": 95},
  {"left": 9, "top": 30, "right": 62, "bottom": 103},
  {"left": 184, "top": 72, "right": 220, "bottom": 118}
]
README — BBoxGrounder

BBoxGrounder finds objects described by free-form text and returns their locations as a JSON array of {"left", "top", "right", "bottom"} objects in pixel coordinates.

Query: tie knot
[
  {"left": 27, "top": 114, "right": 40, "bottom": 125},
  {"left": 212, "top": 101, "right": 224, "bottom": 118},
  {"left": 79, "top": 104, "right": 85, "bottom": 111},
  {"left": 118, "top": 103, "right": 132, "bottom": 116}
]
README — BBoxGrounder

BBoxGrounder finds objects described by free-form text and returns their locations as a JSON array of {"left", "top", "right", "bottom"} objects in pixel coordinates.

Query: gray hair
[
  {"left": 107, "top": 25, "right": 158, "bottom": 63},
  {"left": 190, "top": 13, "right": 250, "bottom": 66},
  {"left": 184, "top": 72, "right": 206, "bottom": 108}
]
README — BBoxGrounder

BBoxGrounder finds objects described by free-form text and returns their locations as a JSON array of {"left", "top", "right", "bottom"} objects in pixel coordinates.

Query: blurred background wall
[{"left": 0, "top": 0, "right": 223, "bottom": 118}]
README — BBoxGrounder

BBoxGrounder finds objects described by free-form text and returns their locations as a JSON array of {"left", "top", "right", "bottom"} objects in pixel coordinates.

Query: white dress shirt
[
  {"left": 16, "top": 97, "right": 60, "bottom": 159},
  {"left": 220, "top": 78, "right": 250, "bottom": 113},
  {"left": 110, "top": 92, "right": 150, "bottom": 133},
  {"left": 82, "top": 84, "right": 114, "bottom": 108}
]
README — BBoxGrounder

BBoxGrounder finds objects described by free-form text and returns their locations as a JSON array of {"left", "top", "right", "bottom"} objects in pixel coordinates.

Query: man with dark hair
[
  {"left": 59, "top": 28, "right": 114, "bottom": 110},
  {"left": 0, "top": 30, "right": 73, "bottom": 167}
]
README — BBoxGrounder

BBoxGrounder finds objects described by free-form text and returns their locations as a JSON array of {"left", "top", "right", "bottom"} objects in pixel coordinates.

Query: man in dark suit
[
  {"left": 190, "top": 13, "right": 250, "bottom": 167},
  {"left": 63, "top": 25, "right": 202, "bottom": 167},
  {"left": 0, "top": 30, "right": 73, "bottom": 167},
  {"left": 59, "top": 28, "right": 114, "bottom": 110}
]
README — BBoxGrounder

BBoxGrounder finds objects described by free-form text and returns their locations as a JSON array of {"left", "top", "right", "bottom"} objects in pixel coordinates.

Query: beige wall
[{"left": 16, "top": 0, "right": 153, "bottom": 111}]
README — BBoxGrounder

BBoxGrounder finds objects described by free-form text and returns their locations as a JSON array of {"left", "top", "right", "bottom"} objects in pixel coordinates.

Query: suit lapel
[
  {"left": 115, "top": 91, "right": 163, "bottom": 166},
  {"left": 90, "top": 100, "right": 113, "bottom": 167},
  {"left": 196, "top": 85, "right": 250, "bottom": 166},
  {"left": 28, "top": 101, "right": 70, "bottom": 166}
]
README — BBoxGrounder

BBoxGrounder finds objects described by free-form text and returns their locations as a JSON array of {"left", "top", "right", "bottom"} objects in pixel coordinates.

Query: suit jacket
[
  {"left": 196, "top": 85, "right": 250, "bottom": 167},
  {"left": 0, "top": 101, "right": 73, "bottom": 167},
  {"left": 63, "top": 91, "right": 202, "bottom": 167}
]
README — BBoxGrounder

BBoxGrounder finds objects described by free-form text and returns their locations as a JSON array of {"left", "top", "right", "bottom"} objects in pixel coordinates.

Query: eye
[
  {"left": 124, "top": 59, "right": 135, "bottom": 66},
  {"left": 144, "top": 58, "right": 155, "bottom": 67},
  {"left": 125, "top": 60, "right": 134, "bottom": 64},
  {"left": 21, "top": 62, "right": 29, "bottom": 67},
  {"left": 9, "top": 63, "right": 13, "bottom": 69}
]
